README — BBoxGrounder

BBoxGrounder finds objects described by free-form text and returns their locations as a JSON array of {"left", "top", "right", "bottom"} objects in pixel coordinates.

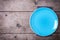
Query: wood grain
[
  {"left": 0, "top": 12, "right": 60, "bottom": 34},
  {"left": 0, "top": 12, "right": 32, "bottom": 33},
  {"left": 0, "top": 34, "right": 60, "bottom": 40},
  {"left": 0, "top": 0, "right": 35, "bottom": 11},
  {"left": 36, "top": 0, "right": 60, "bottom": 11},
  {"left": 0, "top": 0, "right": 60, "bottom": 40},
  {"left": 0, "top": 0, "right": 60, "bottom": 11}
]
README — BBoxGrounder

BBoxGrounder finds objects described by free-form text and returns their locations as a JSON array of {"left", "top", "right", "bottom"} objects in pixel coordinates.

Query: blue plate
[{"left": 30, "top": 7, "right": 58, "bottom": 36}]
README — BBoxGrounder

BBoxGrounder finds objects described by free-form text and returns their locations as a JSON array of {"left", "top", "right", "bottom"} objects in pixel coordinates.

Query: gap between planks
[
  {"left": 0, "top": 32, "right": 60, "bottom": 34},
  {"left": 0, "top": 11, "right": 59, "bottom": 12}
]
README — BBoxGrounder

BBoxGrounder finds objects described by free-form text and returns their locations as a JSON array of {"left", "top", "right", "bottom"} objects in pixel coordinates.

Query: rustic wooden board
[
  {"left": 0, "top": 34, "right": 60, "bottom": 40},
  {"left": 0, "top": 0, "right": 60, "bottom": 11},
  {"left": 0, "top": 12, "right": 60, "bottom": 34},
  {"left": 0, "top": 0, "right": 60, "bottom": 40},
  {"left": 36, "top": 0, "right": 60, "bottom": 11},
  {"left": 0, "top": 0, "right": 35, "bottom": 11},
  {"left": 0, "top": 12, "right": 33, "bottom": 33}
]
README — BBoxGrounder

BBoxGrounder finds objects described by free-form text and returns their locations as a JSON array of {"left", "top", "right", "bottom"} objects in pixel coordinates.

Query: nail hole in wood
[
  {"left": 14, "top": 36, "right": 17, "bottom": 38},
  {"left": 34, "top": 1, "right": 38, "bottom": 5},
  {"left": 34, "top": 0, "right": 38, "bottom": 5},
  {"left": 26, "top": 37, "right": 28, "bottom": 40},
  {"left": 16, "top": 23, "right": 21, "bottom": 28},
  {"left": 5, "top": 14, "right": 7, "bottom": 16}
]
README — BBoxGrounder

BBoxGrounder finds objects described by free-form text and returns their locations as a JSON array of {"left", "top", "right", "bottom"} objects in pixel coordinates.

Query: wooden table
[{"left": 0, "top": 0, "right": 60, "bottom": 40}]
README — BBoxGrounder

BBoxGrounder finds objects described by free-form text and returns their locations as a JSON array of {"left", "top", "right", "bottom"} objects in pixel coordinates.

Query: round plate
[{"left": 30, "top": 7, "right": 58, "bottom": 36}]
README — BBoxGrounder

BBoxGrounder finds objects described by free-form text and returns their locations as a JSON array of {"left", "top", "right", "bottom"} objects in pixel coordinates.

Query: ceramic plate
[{"left": 30, "top": 7, "right": 58, "bottom": 36}]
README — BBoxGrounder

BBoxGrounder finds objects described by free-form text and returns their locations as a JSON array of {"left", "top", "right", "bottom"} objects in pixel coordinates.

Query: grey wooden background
[{"left": 0, "top": 0, "right": 60, "bottom": 40}]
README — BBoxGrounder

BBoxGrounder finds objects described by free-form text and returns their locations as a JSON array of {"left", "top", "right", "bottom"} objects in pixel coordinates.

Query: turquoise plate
[{"left": 30, "top": 7, "right": 58, "bottom": 36}]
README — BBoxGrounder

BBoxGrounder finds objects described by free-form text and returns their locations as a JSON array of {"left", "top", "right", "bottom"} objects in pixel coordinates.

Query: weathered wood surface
[
  {"left": 0, "top": 34, "right": 60, "bottom": 40},
  {"left": 35, "top": 0, "right": 60, "bottom": 11},
  {"left": 0, "top": 0, "right": 60, "bottom": 40},
  {"left": 0, "top": 0, "right": 60, "bottom": 11},
  {"left": 0, "top": 12, "right": 60, "bottom": 34},
  {"left": 0, "top": 0, "right": 35, "bottom": 11},
  {"left": 0, "top": 12, "right": 32, "bottom": 33}
]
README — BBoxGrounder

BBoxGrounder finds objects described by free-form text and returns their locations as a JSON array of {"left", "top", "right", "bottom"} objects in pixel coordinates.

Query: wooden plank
[
  {"left": 26, "top": 34, "right": 60, "bottom": 40},
  {"left": 0, "top": 12, "right": 60, "bottom": 33},
  {"left": 0, "top": 0, "right": 60, "bottom": 11},
  {"left": 0, "top": 0, "right": 35, "bottom": 11},
  {"left": 35, "top": 0, "right": 60, "bottom": 11},
  {"left": 0, "top": 34, "right": 60, "bottom": 40},
  {"left": 0, "top": 34, "right": 27, "bottom": 40},
  {"left": 0, "top": 12, "right": 33, "bottom": 33}
]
